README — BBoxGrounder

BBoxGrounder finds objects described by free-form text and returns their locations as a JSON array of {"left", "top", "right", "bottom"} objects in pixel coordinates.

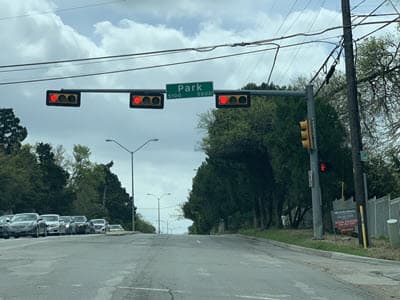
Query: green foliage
[
  {"left": 135, "top": 214, "right": 156, "bottom": 233},
  {"left": 0, "top": 108, "right": 27, "bottom": 154},
  {"left": 184, "top": 83, "right": 354, "bottom": 233}
]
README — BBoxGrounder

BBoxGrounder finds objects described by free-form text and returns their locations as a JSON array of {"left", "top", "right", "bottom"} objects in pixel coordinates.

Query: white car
[
  {"left": 41, "top": 214, "right": 65, "bottom": 235},
  {"left": 109, "top": 224, "right": 124, "bottom": 232}
]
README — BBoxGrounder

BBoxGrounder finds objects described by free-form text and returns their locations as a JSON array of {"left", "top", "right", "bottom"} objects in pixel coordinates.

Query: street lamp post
[
  {"left": 147, "top": 193, "right": 171, "bottom": 234},
  {"left": 106, "top": 138, "right": 158, "bottom": 232}
]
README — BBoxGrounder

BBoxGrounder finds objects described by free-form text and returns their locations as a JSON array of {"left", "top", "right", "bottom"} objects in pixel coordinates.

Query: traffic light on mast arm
[
  {"left": 215, "top": 92, "right": 251, "bottom": 108},
  {"left": 46, "top": 90, "right": 81, "bottom": 107},
  {"left": 130, "top": 92, "right": 164, "bottom": 109},
  {"left": 299, "top": 119, "right": 314, "bottom": 149}
]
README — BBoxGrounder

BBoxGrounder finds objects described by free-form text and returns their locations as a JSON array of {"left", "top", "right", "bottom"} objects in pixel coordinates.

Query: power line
[
  {"left": 0, "top": 0, "right": 124, "bottom": 21},
  {"left": 0, "top": 19, "right": 393, "bottom": 71},
  {"left": 351, "top": 0, "right": 367, "bottom": 12},
  {"left": 0, "top": 39, "right": 340, "bottom": 86}
]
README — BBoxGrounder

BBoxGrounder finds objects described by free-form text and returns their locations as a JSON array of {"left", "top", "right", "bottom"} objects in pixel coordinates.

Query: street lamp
[
  {"left": 106, "top": 138, "right": 158, "bottom": 231},
  {"left": 147, "top": 193, "right": 171, "bottom": 234}
]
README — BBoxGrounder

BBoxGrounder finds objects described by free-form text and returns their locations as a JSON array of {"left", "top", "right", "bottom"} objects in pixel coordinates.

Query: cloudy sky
[{"left": 0, "top": 0, "right": 398, "bottom": 233}]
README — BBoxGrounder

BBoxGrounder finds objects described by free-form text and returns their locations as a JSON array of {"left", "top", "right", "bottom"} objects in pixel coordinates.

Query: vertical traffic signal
[
  {"left": 215, "top": 92, "right": 250, "bottom": 108},
  {"left": 299, "top": 119, "right": 313, "bottom": 149},
  {"left": 46, "top": 90, "right": 81, "bottom": 107},
  {"left": 320, "top": 162, "right": 326, "bottom": 172},
  {"left": 130, "top": 92, "right": 164, "bottom": 109}
]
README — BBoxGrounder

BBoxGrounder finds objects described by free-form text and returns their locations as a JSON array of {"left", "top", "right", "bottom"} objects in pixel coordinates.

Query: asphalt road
[{"left": 0, "top": 234, "right": 383, "bottom": 300}]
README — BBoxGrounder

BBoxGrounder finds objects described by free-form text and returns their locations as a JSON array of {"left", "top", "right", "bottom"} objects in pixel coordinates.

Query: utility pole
[{"left": 341, "top": 0, "right": 369, "bottom": 247}]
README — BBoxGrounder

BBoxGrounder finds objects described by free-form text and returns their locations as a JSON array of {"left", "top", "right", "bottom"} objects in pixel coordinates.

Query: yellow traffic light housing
[{"left": 299, "top": 119, "right": 313, "bottom": 149}]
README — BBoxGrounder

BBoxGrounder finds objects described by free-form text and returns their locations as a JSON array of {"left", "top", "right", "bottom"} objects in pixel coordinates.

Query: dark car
[
  {"left": 0, "top": 215, "right": 13, "bottom": 239},
  {"left": 71, "top": 216, "right": 88, "bottom": 234},
  {"left": 8, "top": 213, "right": 47, "bottom": 238},
  {"left": 60, "top": 216, "right": 76, "bottom": 234}
]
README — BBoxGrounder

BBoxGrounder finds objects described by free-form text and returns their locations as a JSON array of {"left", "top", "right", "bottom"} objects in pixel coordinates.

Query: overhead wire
[
  {"left": 0, "top": 39, "right": 341, "bottom": 86},
  {"left": 0, "top": 0, "right": 124, "bottom": 21},
  {"left": 0, "top": 19, "right": 392, "bottom": 72},
  {"left": 277, "top": 0, "right": 328, "bottom": 85},
  {"left": 312, "top": 0, "right": 397, "bottom": 96}
]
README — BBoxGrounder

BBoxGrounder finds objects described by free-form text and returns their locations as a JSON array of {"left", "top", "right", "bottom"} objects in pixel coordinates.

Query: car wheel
[
  {"left": 14, "top": 235, "right": 19, "bottom": 239},
  {"left": 33, "top": 227, "right": 39, "bottom": 238}
]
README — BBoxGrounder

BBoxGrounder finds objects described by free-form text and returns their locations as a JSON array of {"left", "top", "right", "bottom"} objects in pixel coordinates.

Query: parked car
[
  {"left": 8, "top": 213, "right": 47, "bottom": 238},
  {"left": 59, "top": 216, "right": 76, "bottom": 234},
  {"left": 109, "top": 224, "right": 124, "bottom": 232},
  {"left": 71, "top": 216, "right": 88, "bottom": 234},
  {"left": 0, "top": 215, "right": 13, "bottom": 239},
  {"left": 89, "top": 219, "right": 109, "bottom": 233},
  {"left": 41, "top": 214, "right": 65, "bottom": 235}
]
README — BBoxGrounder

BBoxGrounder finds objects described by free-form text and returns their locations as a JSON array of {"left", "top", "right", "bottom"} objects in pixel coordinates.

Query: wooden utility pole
[{"left": 341, "top": 0, "right": 369, "bottom": 247}]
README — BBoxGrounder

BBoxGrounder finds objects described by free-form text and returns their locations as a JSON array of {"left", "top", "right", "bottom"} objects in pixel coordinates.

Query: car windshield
[
  {"left": 42, "top": 215, "right": 59, "bottom": 222},
  {"left": 92, "top": 219, "right": 105, "bottom": 224},
  {"left": 12, "top": 214, "right": 37, "bottom": 222},
  {"left": 59, "top": 216, "right": 71, "bottom": 222},
  {"left": 72, "top": 216, "right": 86, "bottom": 222}
]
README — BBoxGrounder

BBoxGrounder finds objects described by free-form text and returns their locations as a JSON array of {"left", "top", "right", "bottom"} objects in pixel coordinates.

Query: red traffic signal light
[
  {"left": 46, "top": 90, "right": 81, "bottom": 107},
  {"left": 320, "top": 162, "right": 326, "bottom": 172},
  {"left": 130, "top": 93, "right": 164, "bottom": 109},
  {"left": 215, "top": 92, "right": 250, "bottom": 108}
]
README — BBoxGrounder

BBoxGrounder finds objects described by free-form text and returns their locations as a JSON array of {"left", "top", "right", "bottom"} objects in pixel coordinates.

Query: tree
[
  {"left": 35, "top": 143, "right": 72, "bottom": 214},
  {"left": 0, "top": 108, "right": 27, "bottom": 154}
]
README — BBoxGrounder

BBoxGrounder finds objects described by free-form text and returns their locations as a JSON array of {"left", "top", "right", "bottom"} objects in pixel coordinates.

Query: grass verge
[{"left": 239, "top": 228, "right": 400, "bottom": 261}]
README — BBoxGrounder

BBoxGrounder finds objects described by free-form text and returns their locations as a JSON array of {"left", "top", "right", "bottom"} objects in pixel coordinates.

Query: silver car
[
  {"left": 89, "top": 219, "right": 109, "bottom": 233},
  {"left": 41, "top": 214, "right": 65, "bottom": 235},
  {"left": 59, "top": 216, "right": 76, "bottom": 234},
  {"left": 8, "top": 213, "right": 47, "bottom": 238}
]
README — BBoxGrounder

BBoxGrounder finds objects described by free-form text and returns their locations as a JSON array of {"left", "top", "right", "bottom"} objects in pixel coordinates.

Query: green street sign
[
  {"left": 360, "top": 150, "right": 368, "bottom": 162},
  {"left": 166, "top": 81, "right": 213, "bottom": 99}
]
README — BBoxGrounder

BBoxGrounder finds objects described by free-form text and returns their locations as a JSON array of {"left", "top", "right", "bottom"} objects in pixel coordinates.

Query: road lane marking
[
  {"left": 117, "top": 286, "right": 186, "bottom": 294},
  {"left": 235, "top": 295, "right": 281, "bottom": 300},
  {"left": 196, "top": 240, "right": 201, "bottom": 244},
  {"left": 71, "top": 284, "right": 82, "bottom": 287},
  {"left": 196, "top": 267, "right": 211, "bottom": 276}
]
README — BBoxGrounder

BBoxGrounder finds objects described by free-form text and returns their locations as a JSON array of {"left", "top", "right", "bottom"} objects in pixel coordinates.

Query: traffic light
[
  {"left": 46, "top": 90, "right": 81, "bottom": 107},
  {"left": 320, "top": 162, "right": 331, "bottom": 173},
  {"left": 215, "top": 92, "right": 250, "bottom": 108},
  {"left": 130, "top": 92, "right": 164, "bottom": 109},
  {"left": 299, "top": 119, "right": 313, "bottom": 149}
]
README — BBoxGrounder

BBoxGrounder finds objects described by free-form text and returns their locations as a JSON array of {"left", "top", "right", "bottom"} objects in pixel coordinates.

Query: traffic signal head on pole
[
  {"left": 130, "top": 92, "right": 164, "bottom": 109},
  {"left": 299, "top": 119, "right": 313, "bottom": 149},
  {"left": 215, "top": 92, "right": 250, "bottom": 108},
  {"left": 46, "top": 90, "right": 81, "bottom": 107}
]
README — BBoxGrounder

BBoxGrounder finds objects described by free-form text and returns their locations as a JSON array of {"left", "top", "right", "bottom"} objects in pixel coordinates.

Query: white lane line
[
  {"left": 235, "top": 295, "right": 281, "bottom": 300},
  {"left": 196, "top": 240, "right": 201, "bottom": 244},
  {"left": 71, "top": 284, "right": 82, "bottom": 287},
  {"left": 196, "top": 267, "right": 211, "bottom": 277},
  {"left": 117, "top": 286, "right": 186, "bottom": 294}
]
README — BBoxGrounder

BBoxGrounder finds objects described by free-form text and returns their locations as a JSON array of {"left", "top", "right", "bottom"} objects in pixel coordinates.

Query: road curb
[{"left": 239, "top": 234, "right": 400, "bottom": 266}]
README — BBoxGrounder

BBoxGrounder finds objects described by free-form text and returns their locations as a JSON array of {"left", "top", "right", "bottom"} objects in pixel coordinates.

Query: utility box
[{"left": 387, "top": 219, "right": 400, "bottom": 248}]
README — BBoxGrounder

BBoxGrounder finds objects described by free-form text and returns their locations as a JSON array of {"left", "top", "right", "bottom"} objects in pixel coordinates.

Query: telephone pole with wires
[{"left": 341, "top": 0, "right": 369, "bottom": 247}]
